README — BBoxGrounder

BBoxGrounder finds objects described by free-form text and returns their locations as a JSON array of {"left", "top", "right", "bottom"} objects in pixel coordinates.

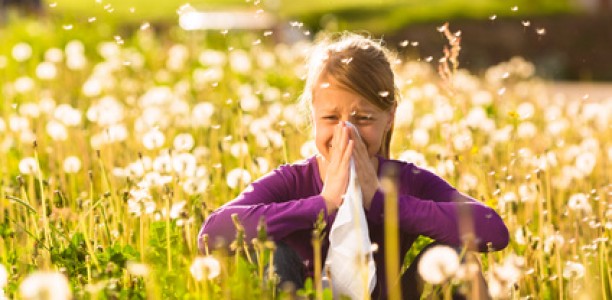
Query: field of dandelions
[{"left": 0, "top": 16, "right": 610, "bottom": 300}]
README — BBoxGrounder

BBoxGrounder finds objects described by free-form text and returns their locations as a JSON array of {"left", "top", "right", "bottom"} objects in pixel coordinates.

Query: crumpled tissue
[{"left": 324, "top": 121, "right": 376, "bottom": 300}]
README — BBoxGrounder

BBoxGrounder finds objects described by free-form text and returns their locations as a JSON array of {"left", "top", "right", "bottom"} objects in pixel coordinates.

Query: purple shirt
[{"left": 199, "top": 155, "right": 509, "bottom": 295}]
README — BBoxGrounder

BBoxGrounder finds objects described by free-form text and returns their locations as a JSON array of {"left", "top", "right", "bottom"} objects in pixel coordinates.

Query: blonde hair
[{"left": 299, "top": 32, "right": 399, "bottom": 158}]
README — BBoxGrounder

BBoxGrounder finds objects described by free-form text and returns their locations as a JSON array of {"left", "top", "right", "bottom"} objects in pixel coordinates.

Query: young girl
[{"left": 198, "top": 33, "right": 509, "bottom": 299}]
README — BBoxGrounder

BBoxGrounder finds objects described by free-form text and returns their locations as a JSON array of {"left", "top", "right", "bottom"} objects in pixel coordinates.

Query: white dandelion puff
[
  {"left": 562, "top": 261, "right": 585, "bottom": 279},
  {"left": 230, "top": 141, "right": 249, "bottom": 158},
  {"left": 417, "top": 245, "right": 460, "bottom": 284},
  {"left": 226, "top": 168, "right": 251, "bottom": 189},
  {"left": 46, "top": 120, "right": 68, "bottom": 141},
  {"left": 14, "top": 76, "right": 35, "bottom": 93},
  {"left": 575, "top": 152, "right": 596, "bottom": 176},
  {"left": 142, "top": 128, "right": 165, "bottom": 150},
  {"left": 12, "top": 43, "right": 33, "bottom": 62},
  {"left": 126, "top": 261, "right": 149, "bottom": 277},
  {"left": 568, "top": 193, "right": 592, "bottom": 214},
  {"left": 19, "top": 157, "right": 39, "bottom": 175},
  {"left": 170, "top": 201, "right": 187, "bottom": 219},
  {"left": 190, "top": 256, "right": 221, "bottom": 281},
  {"left": 35, "top": 62, "right": 58, "bottom": 80},
  {"left": 0, "top": 263, "right": 8, "bottom": 288},
  {"left": 63, "top": 156, "right": 82, "bottom": 174},
  {"left": 19, "top": 271, "right": 72, "bottom": 300},
  {"left": 173, "top": 133, "right": 195, "bottom": 151}
]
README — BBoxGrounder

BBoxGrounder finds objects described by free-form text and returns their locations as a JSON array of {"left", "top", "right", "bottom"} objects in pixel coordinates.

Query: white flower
[
  {"left": 173, "top": 133, "right": 195, "bottom": 151},
  {"left": 0, "top": 263, "right": 8, "bottom": 288},
  {"left": 575, "top": 152, "right": 596, "bottom": 176},
  {"left": 126, "top": 261, "right": 149, "bottom": 277},
  {"left": 300, "top": 140, "right": 318, "bottom": 158},
  {"left": 14, "top": 76, "right": 35, "bottom": 93},
  {"left": 35, "top": 62, "right": 58, "bottom": 80},
  {"left": 562, "top": 261, "right": 585, "bottom": 279},
  {"left": 567, "top": 193, "right": 592, "bottom": 214},
  {"left": 191, "top": 102, "right": 215, "bottom": 127},
  {"left": 226, "top": 168, "right": 251, "bottom": 189},
  {"left": 229, "top": 49, "right": 252, "bottom": 74},
  {"left": 170, "top": 201, "right": 187, "bottom": 219},
  {"left": 46, "top": 120, "right": 68, "bottom": 141},
  {"left": 182, "top": 177, "right": 209, "bottom": 195},
  {"left": 44, "top": 48, "right": 64, "bottom": 63},
  {"left": 190, "top": 256, "right": 221, "bottom": 281},
  {"left": 172, "top": 153, "right": 197, "bottom": 176},
  {"left": 517, "top": 102, "right": 535, "bottom": 120},
  {"left": 411, "top": 128, "right": 429, "bottom": 148},
  {"left": 63, "top": 156, "right": 82, "bottom": 174},
  {"left": 19, "top": 103, "right": 41, "bottom": 118},
  {"left": 19, "top": 271, "right": 72, "bottom": 300},
  {"left": 394, "top": 100, "right": 414, "bottom": 127},
  {"left": 54, "top": 104, "right": 82, "bottom": 126},
  {"left": 198, "top": 50, "right": 226, "bottom": 66},
  {"left": 240, "top": 94, "right": 260, "bottom": 112},
  {"left": 517, "top": 121, "right": 537, "bottom": 139},
  {"left": 19, "top": 157, "right": 39, "bottom": 175},
  {"left": 230, "top": 141, "right": 249, "bottom": 158},
  {"left": 544, "top": 232, "right": 565, "bottom": 254},
  {"left": 12, "top": 43, "right": 33, "bottom": 62},
  {"left": 417, "top": 245, "right": 460, "bottom": 284},
  {"left": 142, "top": 128, "right": 165, "bottom": 150},
  {"left": 398, "top": 150, "right": 428, "bottom": 168}
]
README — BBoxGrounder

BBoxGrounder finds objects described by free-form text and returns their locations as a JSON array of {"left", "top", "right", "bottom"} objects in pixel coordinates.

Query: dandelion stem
[{"left": 382, "top": 165, "right": 401, "bottom": 300}]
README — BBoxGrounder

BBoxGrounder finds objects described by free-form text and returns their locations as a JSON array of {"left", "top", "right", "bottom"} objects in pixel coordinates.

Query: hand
[
  {"left": 320, "top": 122, "right": 354, "bottom": 213},
  {"left": 347, "top": 126, "right": 379, "bottom": 210}
]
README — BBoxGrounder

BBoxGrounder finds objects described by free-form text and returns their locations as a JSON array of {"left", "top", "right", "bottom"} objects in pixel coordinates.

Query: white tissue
[{"left": 325, "top": 121, "right": 376, "bottom": 300}]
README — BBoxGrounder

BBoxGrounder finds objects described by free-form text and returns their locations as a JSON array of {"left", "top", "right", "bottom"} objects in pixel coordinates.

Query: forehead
[{"left": 312, "top": 78, "right": 379, "bottom": 111}]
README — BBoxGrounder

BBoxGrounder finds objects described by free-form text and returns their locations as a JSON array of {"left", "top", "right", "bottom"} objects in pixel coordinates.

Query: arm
[
  {"left": 365, "top": 164, "right": 509, "bottom": 252},
  {"left": 198, "top": 166, "right": 328, "bottom": 252}
]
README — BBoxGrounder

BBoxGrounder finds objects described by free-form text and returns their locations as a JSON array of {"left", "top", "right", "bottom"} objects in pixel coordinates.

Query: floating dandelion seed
[
  {"left": 437, "top": 24, "right": 447, "bottom": 32},
  {"left": 341, "top": 57, "right": 353, "bottom": 64},
  {"left": 19, "top": 157, "right": 38, "bottom": 175},
  {"left": 399, "top": 40, "right": 409, "bottom": 47},
  {"left": 536, "top": 28, "right": 546, "bottom": 35},
  {"left": 63, "top": 24, "right": 73, "bottom": 30},
  {"left": 511, "top": 6, "right": 519, "bottom": 11},
  {"left": 489, "top": 14, "right": 497, "bottom": 20},
  {"left": 417, "top": 245, "right": 459, "bottom": 284},
  {"left": 190, "top": 256, "right": 221, "bottom": 280},
  {"left": 378, "top": 91, "right": 390, "bottom": 97},
  {"left": 410, "top": 41, "right": 419, "bottom": 46},
  {"left": 129, "top": 7, "right": 135, "bottom": 13},
  {"left": 49, "top": 2, "right": 57, "bottom": 7},
  {"left": 88, "top": 17, "right": 96, "bottom": 22},
  {"left": 140, "top": 22, "right": 150, "bottom": 30},
  {"left": 263, "top": 30, "right": 273, "bottom": 36},
  {"left": 522, "top": 20, "right": 531, "bottom": 27},
  {"left": 63, "top": 156, "right": 82, "bottom": 174},
  {"left": 320, "top": 82, "right": 330, "bottom": 89},
  {"left": 19, "top": 271, "right": 72, "bottom": 300}
]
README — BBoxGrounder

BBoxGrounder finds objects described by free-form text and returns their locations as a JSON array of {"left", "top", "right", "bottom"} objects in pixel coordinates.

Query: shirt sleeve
[
  {"left": 365, "top": 163, "right": 509, "bottom": 252},
  {"left": 198, "top": 165, "right": 328, "bottom": 252}
]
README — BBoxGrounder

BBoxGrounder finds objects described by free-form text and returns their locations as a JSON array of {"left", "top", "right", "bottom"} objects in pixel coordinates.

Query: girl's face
[{"left": 312, "top": 76, "right": 395, "bottom": 161}]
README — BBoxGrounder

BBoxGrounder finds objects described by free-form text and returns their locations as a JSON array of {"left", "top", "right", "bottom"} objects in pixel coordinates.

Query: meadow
[{"left": 0, "top": 10, "right": 610, "bottom": 300}]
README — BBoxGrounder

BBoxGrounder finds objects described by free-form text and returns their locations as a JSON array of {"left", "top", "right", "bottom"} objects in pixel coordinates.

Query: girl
[{"left": 198, "top": 33, "right": 509, "bottom": 299}]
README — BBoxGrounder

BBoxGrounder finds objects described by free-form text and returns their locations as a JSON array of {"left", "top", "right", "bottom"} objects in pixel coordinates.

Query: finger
[{"left": 342, "top": 139, "right": 354, "bottom": 165}]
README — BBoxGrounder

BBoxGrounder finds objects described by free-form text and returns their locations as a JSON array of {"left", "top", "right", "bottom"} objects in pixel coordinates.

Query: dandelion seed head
[
  {"left": 142, "top": 128, "right": 165, "bottom": 150},
  {"left": 417, "top": 245, "right": 460, "bottom": 284},
  {"left": 575, "top": 152, "right": 596, "bottom": 176},
  {"left": 12, "top": 43, "right": 33, "bottom": 62},
  {"left": 226, "top": 168, "right": 251, "bottom": 189},
  {"left": 190, "top": 256, "right": 221, "bottom": 281},
  {"left": 127, "top": 261, "right": 149, "bottom": 276},
  {"left": 173, "top": 133, "right": 195, "bottom": 152},
  {"left": 54, "top": 104, "right": 82, "bottom": 126},
  {"left": 563, "top": 261, "right": 585, "bottom": 279},
  {"left": 19, "top": 157, "right": 39, "bottom": 175},
  {"left": 63, "top": 156, "right": 82, "bottom": 174},
  {"left": 14, "top": 76, "right": 35, "bottom": 93},
  {"left": 46, "top": 120, "right": 68, "bottom": 141},
  {"left": 0, "top": 263, "right": 8, "bottom": 288},
  {"left": 568, "top": 193, "right": 592, "bottom": 214},
  {"left": 19, "top": 271, "right": 72, "bottom": 300}
]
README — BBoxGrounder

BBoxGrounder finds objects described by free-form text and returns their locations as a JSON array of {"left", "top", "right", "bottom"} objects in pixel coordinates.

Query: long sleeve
[
  {"left": 366, "top": 161, "right": 509, "bottom": 252},
  {"left": 198, "top": 161, "right": 328, "bottom": 252}
]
